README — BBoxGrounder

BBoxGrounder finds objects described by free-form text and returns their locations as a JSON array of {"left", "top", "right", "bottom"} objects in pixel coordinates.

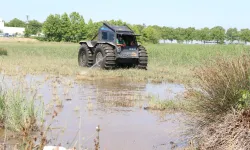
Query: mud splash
[{"left": 0, "top": 74, "right": 191, "bottom": 150}]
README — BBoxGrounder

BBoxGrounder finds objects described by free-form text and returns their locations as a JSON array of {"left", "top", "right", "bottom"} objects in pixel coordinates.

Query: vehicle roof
[{"left": 109, "top": 25, "right": 132, "bottom": 32}]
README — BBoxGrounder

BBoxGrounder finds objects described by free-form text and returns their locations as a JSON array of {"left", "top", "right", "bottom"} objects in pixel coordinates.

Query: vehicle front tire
[
  {"left": 93, "top": 44, "right": 116, "bottom": 69},
  {"left": 78, "top": 44, "right": 93, "bottom": 67}
]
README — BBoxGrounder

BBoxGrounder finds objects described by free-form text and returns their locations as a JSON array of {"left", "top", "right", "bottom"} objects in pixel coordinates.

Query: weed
[
  {"left": 189, "top": 54, "right": 250, "bottom": 125},
  {"left": 145, "top": 95, "right": 185, "bottom": 111},
  {"left": 0, "top": 48, "right": 7, "bottom": 56}
]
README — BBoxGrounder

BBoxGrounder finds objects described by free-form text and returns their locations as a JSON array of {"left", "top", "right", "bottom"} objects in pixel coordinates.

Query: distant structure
[{"left": 0, "top": 18, "right": 25, "bottom": 36}]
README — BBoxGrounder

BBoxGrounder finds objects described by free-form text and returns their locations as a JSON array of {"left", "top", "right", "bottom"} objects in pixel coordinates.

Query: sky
[{"left": 0, "top": 0, "right": 249, "bottom": 30}]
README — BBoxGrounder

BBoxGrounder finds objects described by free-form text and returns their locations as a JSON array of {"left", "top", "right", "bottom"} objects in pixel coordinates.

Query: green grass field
[{"left": 0, "top": 41, "right": 249, "bottom": 84}]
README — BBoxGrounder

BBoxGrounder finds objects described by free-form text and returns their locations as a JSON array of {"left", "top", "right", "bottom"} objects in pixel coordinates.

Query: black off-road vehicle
[{"left": 78, "top": 22, "right": 148, "bottom": 69}]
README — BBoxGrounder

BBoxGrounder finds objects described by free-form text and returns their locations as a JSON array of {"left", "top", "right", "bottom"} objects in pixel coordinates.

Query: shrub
[
  {"left": 0, "top": 48, "right": 7, "bottom": 56},
  {"left": 189, "top": 54, "right": 250, "bottom": 125}
]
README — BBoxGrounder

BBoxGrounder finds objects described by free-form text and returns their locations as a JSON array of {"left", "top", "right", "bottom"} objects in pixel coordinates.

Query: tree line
[{"left": 3, "top": 12, "right": 250, "bottom": 44}]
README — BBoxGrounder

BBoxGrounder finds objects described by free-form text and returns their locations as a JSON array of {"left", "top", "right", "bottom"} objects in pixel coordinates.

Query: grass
[
  {"left": 184, "top": 53, "right": 250, "bottom": 149},
  {"left": 145, "top": 95, "right": 187, "bottom": 111},
  {"left": 188, "top": 54, "right": 250, "bottom": 124},
  {"left": 0, "top": 84, "right": 46, "bottom": 149},
  {"left": 0, "top": 88, "right": 40, "bottom": 132},
  {"left": 0, "top": 41, "right": 249, "bottom": 84},
  {"left": 0, "top": 48, "right": 7, "bottom": 56}
]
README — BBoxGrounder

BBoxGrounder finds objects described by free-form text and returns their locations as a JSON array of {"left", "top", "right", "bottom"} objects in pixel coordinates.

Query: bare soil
[{"left": 0, "top": 37, "right": 39, "bottom": 43}]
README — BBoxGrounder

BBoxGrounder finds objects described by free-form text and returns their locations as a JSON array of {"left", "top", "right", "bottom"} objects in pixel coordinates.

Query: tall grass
[
  {"left": 189, "top": 54, "right": 250, "bottom": 124},
  {"left": 0, "top": 86, "right": 42, "bottom": 132}
]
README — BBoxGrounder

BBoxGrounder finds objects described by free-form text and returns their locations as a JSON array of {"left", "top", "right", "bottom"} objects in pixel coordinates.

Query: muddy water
[{"left": 0, "top": 74, "right": 190, "bottom": 150}]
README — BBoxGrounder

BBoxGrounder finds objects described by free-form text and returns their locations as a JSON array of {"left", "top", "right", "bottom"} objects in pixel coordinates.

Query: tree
[
  {"left": 210, "top": 26, "right": 225, "bottom": 44},
  {"left": 199, "top": 27, "right": 211, "bottom": 44},
  {"left": 162, "top": 27, "right": 175, "bottom": 43},
  {"left": 174, "top": 27, "right": 185, "bottom": 43},
  {"left": 226, "top": 28, "right": 239, "bottom": 43},
  {"left": 184, "top": 27, "right": 196, "bottom": 43},
  {"left": 24, "top": 27, "right": 31, "bottom": 37},
  {"left": 86, "top": 19, "right": 98, "bottom": 40},
  {"left": 42, "top": 14, "right": 63, "bottom": 42},
  {"left": 60, "top": 13, "right": 71, "bottom": 42},
  {"left": 27, "top": 20, "right": 43, "bottom": 35},
  {"left": 107, "top": 19, "right": 126, "bottom": 26},
  {"left": 151, "top": 25, "right": 163, "bottom": 39},
  {"left": 5, "top": 18, "right": 26, "bottom": 27},
  {"left": 239, "top": 29, "right": 250, "bottom": 44},
  {"left": 69, "top": 12, "right": 86, "bottom": 42},
  {"left": 142, "top": 26, "right": 160, "bottom": 44}
]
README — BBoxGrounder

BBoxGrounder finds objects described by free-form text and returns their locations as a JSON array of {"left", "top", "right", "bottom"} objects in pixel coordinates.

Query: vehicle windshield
[{"left": 117, "top": 34, "right": 136, "bottom": 46}]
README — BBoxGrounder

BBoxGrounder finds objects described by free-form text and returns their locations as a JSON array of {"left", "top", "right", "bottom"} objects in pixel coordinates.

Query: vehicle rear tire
[
  {"left": 137, "top": 45, "right": 148, "bottom": 70},
  {"left": 93, "top": 44, "right": 116, "bottom": 69},
  {"left": 78, "top": 44, "right": 93, "bottom": 67}
]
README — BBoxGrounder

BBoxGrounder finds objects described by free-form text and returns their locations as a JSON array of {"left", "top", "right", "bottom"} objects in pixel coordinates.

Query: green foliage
[
  {"left": 69, "top": 12, "right": 86, "bottom": 42},
  {"left": 27, "top": 20, "right": 43, "bottom": 35},
  {"left": 5, "top": 18, "right": 26, "bottom": 27},
  {"left": 184, "top": 27, "right": 196, "bottom": 43},
  {"left": 174, "top": 27, "right": 185, "bottom": 43},
  {"left": 24, "top": 26, "right": 32, "bottom": 37},
  {"left": 142, "top": 26, "right": 161, "bottom": 44},
  {"left": 148, "top": 96, "right": 185, "bottom": 111},
  {"left": 162, "top": 27, "right": 175, "bottom": 43},
  {"left": 226, "top": 28, "right": 239, "bottom": 43},
  {"left": 61, "top": 13, "right": 72, "bottom": 42},
  {"left": 210, "top": 26, "right": 226, "bottom": 44},
  {"left": 7, "top": 12, "right": 250, "bottom": 44},
  {"left": 42, "top": 14, "right": 63, "bottom": 42},
  {"left": 0, "top": 88, "right": 42, "bottom": 132},
  {"left": 237, "top": 90, "right": 250, "bottom": 110},
  {"left": 240, "top": 29, "right": 250, "bottom": 44},
  {"left": 199, "top": 27, "right": 211, "bottom": 43}
]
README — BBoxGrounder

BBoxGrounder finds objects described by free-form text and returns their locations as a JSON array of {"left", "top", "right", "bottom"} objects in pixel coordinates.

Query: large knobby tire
[
  {"left": 78, "top": 44, "right": 93, "bottom": 67},
  {"left": 137, "top": 45, "right": 148, "bottom": 70},
  {"left": 93, "top": 44, "right": 116, "bottom": 69}
]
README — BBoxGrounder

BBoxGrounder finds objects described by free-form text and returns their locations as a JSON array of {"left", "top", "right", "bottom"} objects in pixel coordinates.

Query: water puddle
[{"left": 0, "top": 74, "right": 191, "bottom": 150}]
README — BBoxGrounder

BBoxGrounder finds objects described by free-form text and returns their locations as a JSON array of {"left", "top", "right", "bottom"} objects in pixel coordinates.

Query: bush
[
  {"left": 0, "top": 48, "right": 7, "bottom": 56},
  {"left": 189, "top": 54, "right": 250, "bottom": 124}
]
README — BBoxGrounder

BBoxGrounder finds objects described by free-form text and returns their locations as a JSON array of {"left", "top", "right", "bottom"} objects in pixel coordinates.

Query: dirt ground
[{"left": 0, "top": 37, "right": 39, "bottom": 43}]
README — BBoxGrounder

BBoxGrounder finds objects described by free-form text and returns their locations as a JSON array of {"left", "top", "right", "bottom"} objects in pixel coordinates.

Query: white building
[{"left": 0, "top": 18, "right": 25, "bottom": 36}]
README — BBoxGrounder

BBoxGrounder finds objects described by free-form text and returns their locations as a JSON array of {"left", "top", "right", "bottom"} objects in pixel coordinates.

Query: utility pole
[{"left": 26, "top": 15, "right": 29, "bottom": 23}]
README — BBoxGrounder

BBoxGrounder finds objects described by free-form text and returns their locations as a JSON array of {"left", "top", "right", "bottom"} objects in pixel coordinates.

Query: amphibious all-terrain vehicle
[{"left": 78, "top": 22, "right": 148, "bottom": 70}]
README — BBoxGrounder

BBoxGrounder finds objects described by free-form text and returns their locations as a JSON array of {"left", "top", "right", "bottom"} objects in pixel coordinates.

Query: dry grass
[
  {"left": 188, "top": 54, "right": 250, "bottom": 125},
  {"left": 198, "top": 109, "right": 250, "bottom": 150},
  {"left": 0, "top": 37, "right": 39, "bottom": 43},
  {"left": 185, "top": 54, "right": 250, "bottom": 149}
]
